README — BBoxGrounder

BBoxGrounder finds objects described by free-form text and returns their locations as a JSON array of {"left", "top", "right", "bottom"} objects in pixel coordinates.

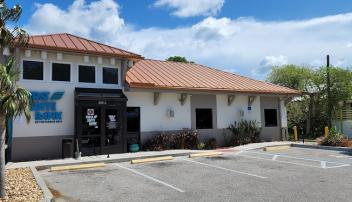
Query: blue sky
[{"left": 8, "top": 0, "right": 352, "bottom": 80}]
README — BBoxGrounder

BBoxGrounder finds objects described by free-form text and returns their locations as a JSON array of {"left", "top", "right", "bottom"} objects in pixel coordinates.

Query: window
[
  {"left": 52, "top": 63, "right": 70, "bottom": 81},
  {"left": 79, "top": 65, "right": 95, "bottom": 83},
  {"left": 264, "top": 109, "right": 278, "bottom": 127},
  {"left": 23, "top": 60, "right": 43, "bottom": 80},
  {"left": 196, "top": 108, "right": 213, "bottom": 129},
  {"left": 127, "top": 107, "right": 140, "bottom": 132},
  {"left": 103, "top": 67, "right": 118, "bottom": 84}
]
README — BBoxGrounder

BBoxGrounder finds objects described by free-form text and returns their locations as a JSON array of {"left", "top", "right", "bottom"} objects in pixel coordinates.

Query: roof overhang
[{"left": 126, "top": 82, "right": 301, "bottom": 96}]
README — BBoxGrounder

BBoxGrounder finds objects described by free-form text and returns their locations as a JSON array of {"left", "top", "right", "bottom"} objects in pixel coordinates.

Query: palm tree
[
  {"left": 0, "top": 59, "right": 32, "bottom": 198},
  {"left": 0, "top": 0, "right": 30, "bottom": 198}
]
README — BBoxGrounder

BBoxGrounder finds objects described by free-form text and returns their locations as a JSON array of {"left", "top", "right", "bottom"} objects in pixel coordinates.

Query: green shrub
[
  {"left": 197, "top": 142, "right": 206, "bottom": 150},
  {"left": 143, "top": 130, "right": 199, "bottom": 151},
  {"left": 320, "top": 127, "right": 345, "bottom": 146},
  {"left": 227, "top": 120, "right": 261, "bottom": 146},
  {"left": 173, "top": 130, "right": 199, "bottom": 149},
  {"left": 205, "top": 138, "right": 217, "bottom": 149}
]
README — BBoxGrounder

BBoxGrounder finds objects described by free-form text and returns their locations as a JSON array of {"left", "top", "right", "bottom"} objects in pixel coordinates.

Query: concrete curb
[
  {"left": 292, "top": 143, "right": 352, "bottom": 152},
  {"left": 30, "top": 166, "right": 53, "bottom": 202},
  {"left": 35, "top": 152, "right": 194, "bottom": 170},
  {"left": 10, "top": 142, "right": 295, "bottom": 170}
]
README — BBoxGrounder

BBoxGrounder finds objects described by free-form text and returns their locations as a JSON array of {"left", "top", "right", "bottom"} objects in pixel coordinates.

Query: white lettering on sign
[
  {"left": 107, "top": 115, "right": 117, "bottom": 129},
  {"left": 86, "top": 109, "right": 98, "bottom": 128}
]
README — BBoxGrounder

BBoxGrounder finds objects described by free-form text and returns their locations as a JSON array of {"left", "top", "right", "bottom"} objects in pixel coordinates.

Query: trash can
[{"left": 62, "top": 138, "right": 73, "bottom": 158}]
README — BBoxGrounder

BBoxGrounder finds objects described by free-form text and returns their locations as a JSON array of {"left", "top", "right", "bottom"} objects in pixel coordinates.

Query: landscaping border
[{"left": 30, "top": 166, "right": 53, "bottom": 202}]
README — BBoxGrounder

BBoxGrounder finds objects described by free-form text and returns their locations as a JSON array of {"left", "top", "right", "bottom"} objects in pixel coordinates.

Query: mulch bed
[{"left": 0, "top": 168, "right": 43, "bottom": 202}]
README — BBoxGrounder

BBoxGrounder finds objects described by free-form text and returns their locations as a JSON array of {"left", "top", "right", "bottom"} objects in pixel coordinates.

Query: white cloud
[
  {"left": 25, "top": 0, "right": 352, "bottom": 80},
  {"left": 260, "top": 55, "right": 288, "bottom": 67},
  {"left": 255, "top": 55, "right": 288, "bottom": 75},
  {"left": 153, "top": 0, "right": 224, "bottom": 18},
  {"left": 26, "top": 0, "right": 124, "bottom": 43}
]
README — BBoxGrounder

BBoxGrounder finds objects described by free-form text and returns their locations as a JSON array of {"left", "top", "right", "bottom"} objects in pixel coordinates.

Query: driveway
[{"left": 40, "top": 147, "right": 352, "bottom": 202}]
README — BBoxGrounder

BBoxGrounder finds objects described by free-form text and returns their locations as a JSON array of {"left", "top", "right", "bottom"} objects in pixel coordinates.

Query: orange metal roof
[
  {"left": 126, "top": 59, "right": 299, "bottom": 95},
  {"left": 26, "top": 33, "right": 143, "bottom": 60}
]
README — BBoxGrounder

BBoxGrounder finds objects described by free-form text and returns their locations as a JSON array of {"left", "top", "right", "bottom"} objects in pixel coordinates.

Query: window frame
[
  {"left": 21, "top": 59, "right": 45, "bottom": 81},
  {"left": 264, "top": 109, "right": 278, "bottom": 127},
  {"left": 78, "top": 64, "right": 97, "bottom": 83},
  {"left": 195, "top": 108, "right": 213, "bottom": 129},
  {"left": 51, "top": 61, "right": 72, "bottom": 82},
  {"left": 102, "top": 66, "right": 119, "bottom": 85}
]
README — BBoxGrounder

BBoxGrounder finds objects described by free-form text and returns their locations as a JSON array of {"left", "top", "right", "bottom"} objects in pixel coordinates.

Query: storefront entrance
[{"left": 75, "top": 88, "right": 127, "bottom": 156}]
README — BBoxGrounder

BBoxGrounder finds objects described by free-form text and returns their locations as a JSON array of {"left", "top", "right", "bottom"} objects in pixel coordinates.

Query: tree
[
  {"left": 267, "top": 64, "right": 352, "bottom": 138},
  {"left": 0, "top": 0, "right": 30, "bottom": 198},
  {"left": 267, "top": 65, "right": 313, "bottom": 91},
  {"left": 166, "top": 56, "right": 194, "bottom": 63}
]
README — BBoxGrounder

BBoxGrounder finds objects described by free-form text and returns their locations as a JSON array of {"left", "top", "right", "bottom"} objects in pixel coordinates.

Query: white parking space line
[
  {"left": 237, "top": 153, "right": 322, "bottom": 168},
  {"left": 114, "top": 163, "right": 185, "bottom": 193},
  {"left": 325, "top": 164, "right": 350, "bottom": 169},
  {"left": 321, "top": 161, "right": 326, "bottom": 169},
  {"left": 237, "top": 151, "right": 350, "bottom": 169},
  {"left": 180, "top": 158, "right": 267, "bottom": 179}
]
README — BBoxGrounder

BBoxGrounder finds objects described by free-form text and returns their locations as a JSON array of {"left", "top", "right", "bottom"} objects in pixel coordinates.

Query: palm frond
[
  {"left": 11, "top": 26, "right": 28, "bottom": 47},
  {"left": 2, "top": 4, "right": 22, "bottom": 22},
  {"left": 0, "top": 56, "right": 32, "bottom": 122}
]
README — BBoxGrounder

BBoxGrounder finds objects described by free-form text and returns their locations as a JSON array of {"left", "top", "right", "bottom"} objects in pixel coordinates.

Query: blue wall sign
[{"left": 30, "top": 91, "right": 64, "bottom": 123}]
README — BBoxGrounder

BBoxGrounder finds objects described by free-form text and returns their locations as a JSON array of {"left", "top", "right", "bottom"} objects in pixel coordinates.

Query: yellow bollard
[
  {"left": 293, "top": 126, "right": 298, "bottom": 142},
  {"left": 324, "top": 127, "right": 329, "bottom": 138}
]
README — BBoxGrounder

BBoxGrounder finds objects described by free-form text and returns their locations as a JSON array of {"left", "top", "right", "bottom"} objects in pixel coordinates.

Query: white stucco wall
[
  {"left": 216, "top": 95, "right": 261, "bottom": 129},
  {"left": 13, "top": 49, "right": 123, "bottom": 138},
  {"left": 126, "top": 92, "right": 191, "bottom": 132}
]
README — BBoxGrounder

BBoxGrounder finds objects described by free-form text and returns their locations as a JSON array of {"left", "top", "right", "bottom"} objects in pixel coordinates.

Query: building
[
  {"left": 8, "top": 33, "right": 299, "bottom": 161},
  {"left": 335, "top": 100, "right": 352, "bottom": 137}
]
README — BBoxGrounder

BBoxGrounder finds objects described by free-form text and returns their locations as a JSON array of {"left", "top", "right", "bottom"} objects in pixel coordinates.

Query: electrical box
[{"left": 167, "top": 109, "right": 175, "bottom": 118}]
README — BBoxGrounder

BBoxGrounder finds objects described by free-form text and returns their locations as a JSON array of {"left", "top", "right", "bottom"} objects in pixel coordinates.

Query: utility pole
[{"left": 326, "top": 55, "right": 332, "bottom": 128}]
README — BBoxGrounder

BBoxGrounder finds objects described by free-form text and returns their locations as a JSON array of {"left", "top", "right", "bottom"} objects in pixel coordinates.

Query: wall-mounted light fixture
[{"left": 167, "top": 108, "right": 175, "bottom": 118}]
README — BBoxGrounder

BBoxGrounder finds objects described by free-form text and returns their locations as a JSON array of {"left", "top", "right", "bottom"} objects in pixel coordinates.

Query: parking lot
[{"left": 40, "top": 147, "right": 352, "bottom": 202}]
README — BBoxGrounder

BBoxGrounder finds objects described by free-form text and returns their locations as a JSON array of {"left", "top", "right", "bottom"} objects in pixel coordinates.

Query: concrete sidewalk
[{"left": 6, "top": 141, "right": 293, "bottom": 169}]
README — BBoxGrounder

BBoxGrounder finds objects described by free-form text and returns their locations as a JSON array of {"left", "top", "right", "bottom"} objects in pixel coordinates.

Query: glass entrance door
[
  {"left": 104, "top": 108, "right": 119, "bottom": 146},
  {"left": 77, "top": 101, "right": 126, "bottom": 156},
  {"left": 75, "top": 88, "right": 128, "bottom": 156},
  {"left": 102, "top": 107, "right": 124, "bottom": 154},
  {"left": 81, "top": 106, "right": 102, "bottom": 155}
]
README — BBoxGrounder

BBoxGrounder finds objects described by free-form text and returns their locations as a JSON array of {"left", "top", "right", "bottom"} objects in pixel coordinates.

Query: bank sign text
[{"left": 31, "top": 91, "right": 64, "bottom": 123}]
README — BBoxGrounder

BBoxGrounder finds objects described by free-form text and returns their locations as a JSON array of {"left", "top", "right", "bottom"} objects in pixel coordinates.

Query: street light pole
[{"left": 326, "top": 55, "right": 332, "bottom": 128}]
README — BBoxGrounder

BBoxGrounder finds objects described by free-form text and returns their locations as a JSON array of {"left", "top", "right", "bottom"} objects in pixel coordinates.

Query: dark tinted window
[
  {"left": 127, "top": 107, "right": 140, "bottom": 132},
  {"left": 264, "top": 109, "right": 278, "bottom": 127},
  {"left": 52, "top": 63, "right": 70, "bottom": 81},
  {"left": 79, "top": 65, "right": 95, "bottom": 83},
  {"left": 23, "top": 60, "right": 43, "bottom": 80},
  {"left": 103, "top": 67, "right": 118, "bottom": 84},
  {"left": 196, "top": 108, "right": 213, "bottom": 129}
]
